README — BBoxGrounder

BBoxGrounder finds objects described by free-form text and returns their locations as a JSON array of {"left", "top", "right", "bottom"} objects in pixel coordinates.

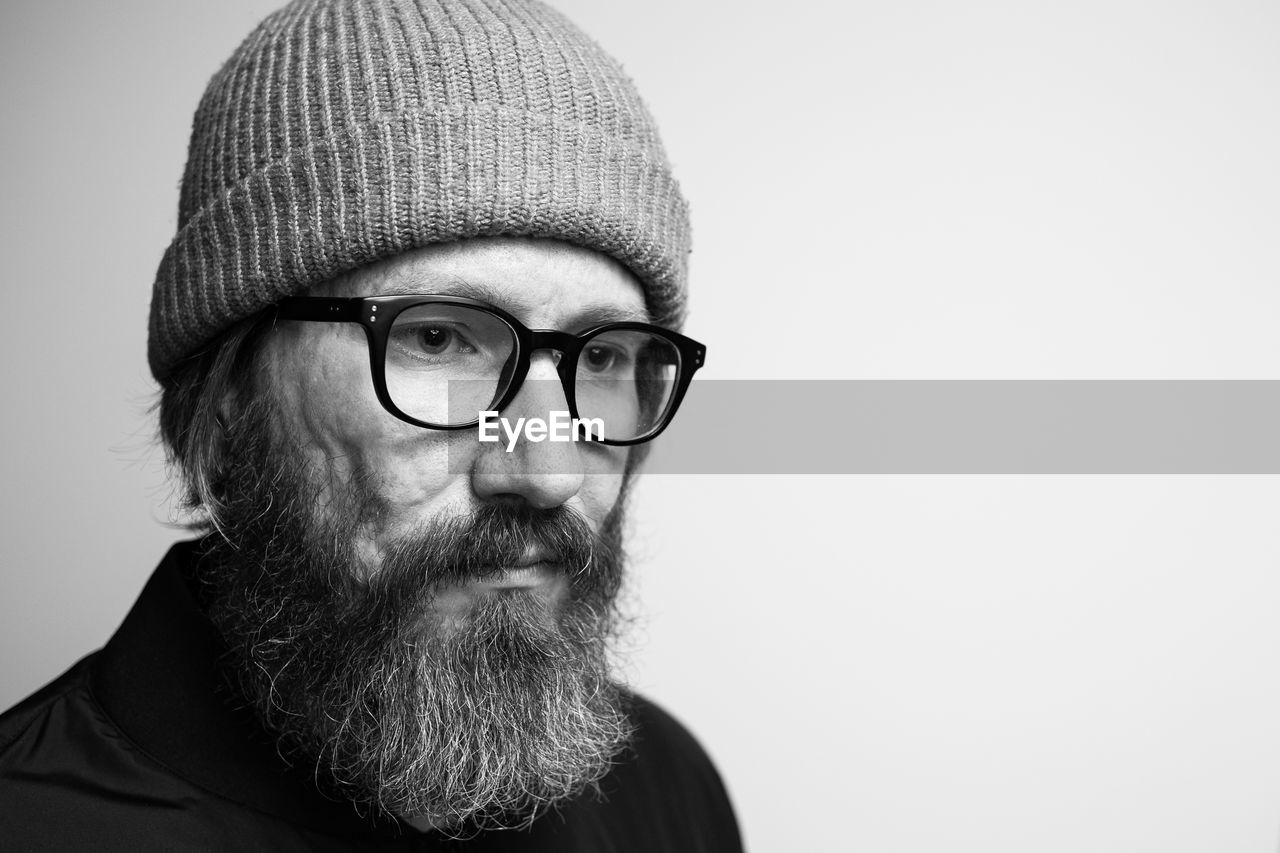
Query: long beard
[{"left": 192, "top": 396, "right": 633, "bottom": 832}]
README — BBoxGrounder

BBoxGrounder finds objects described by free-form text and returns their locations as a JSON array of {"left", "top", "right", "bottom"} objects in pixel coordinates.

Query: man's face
[
  {"left": 265, "top": 236, "right": 641, "bottom": 591},
  {"left": 197, "top": 237, "right": 647, "bottom": 830}
]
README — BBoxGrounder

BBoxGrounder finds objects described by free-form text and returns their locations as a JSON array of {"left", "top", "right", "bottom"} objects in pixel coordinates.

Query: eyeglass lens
[{"left": 382, "top": 303, "right": 682, "bottom": 441}]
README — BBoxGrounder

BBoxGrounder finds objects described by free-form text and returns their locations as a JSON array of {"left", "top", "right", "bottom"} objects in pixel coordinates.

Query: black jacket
[{"left": 0, "top": 542, "right": 743, "bottom": 852}]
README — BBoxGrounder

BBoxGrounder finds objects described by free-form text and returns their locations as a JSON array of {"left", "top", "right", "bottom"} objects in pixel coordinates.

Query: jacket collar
[{"left": 89, "top": 539, "right": 410, "bottom": 840}]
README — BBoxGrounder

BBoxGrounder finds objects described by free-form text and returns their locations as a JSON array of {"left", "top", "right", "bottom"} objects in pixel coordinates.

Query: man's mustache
[{"left": 377, "top": 502, "right": 608, "bottom": 590}]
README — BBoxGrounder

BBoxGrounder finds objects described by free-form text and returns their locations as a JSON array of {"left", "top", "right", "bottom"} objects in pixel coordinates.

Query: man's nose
[{"left": 470, "top": 351, "right": 584, "bottom": 509}]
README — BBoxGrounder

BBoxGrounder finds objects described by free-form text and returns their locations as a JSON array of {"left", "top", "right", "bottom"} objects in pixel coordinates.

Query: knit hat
[{"left": 148, "top": 0, "right": 690, "bottom": 379}]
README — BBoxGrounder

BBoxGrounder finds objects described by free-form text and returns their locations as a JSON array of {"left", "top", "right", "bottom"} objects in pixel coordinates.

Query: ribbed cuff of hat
[{"left": 149, "top": 103, "right": 689, "bottom": 377}]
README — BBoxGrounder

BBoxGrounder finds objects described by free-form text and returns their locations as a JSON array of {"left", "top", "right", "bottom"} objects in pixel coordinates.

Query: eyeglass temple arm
[{"left": 275, "top": 297, "right": 364, "bottom": 322}]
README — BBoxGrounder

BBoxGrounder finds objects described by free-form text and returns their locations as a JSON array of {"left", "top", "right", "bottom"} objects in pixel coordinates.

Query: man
[{"left": 0, "top": 0, "right": 741, "bottom": 849}]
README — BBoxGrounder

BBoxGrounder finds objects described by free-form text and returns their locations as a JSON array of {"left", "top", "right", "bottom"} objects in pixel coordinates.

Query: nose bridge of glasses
[
  {"left": 526, "top": 329, "right": 582, "bottom": 380},
  {"left": 527, "top": 330, "right": 580, "bottom": 356}
]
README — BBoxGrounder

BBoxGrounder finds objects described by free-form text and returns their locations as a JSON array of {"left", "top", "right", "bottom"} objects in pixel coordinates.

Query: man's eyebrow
[
  {"left": 375, "top": 277, "right": 652, "bottom": 325},
  {"left": 570, "top": 302, "right": 651, "bottom": 325},
  {"left": 375, "top": 276, "right": 504, "bottom": 302}
]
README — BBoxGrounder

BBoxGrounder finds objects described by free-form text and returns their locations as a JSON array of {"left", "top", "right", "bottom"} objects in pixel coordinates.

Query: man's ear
[
  {"left": 214, "top": 310, "right": 280, "bottom": 426},
  {"left": 183, "top": 312, "right": 276, "bottom": 525},
  {"left": 215, "top": 367, "right": 249, "bottom": 430}
]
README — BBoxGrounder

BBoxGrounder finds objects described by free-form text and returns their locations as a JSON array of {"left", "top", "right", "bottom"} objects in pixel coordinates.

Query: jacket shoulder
[
  {"left": 627, "top": 693, "right": 725, "bottom": 777},
  {"left": 0, "top": 654, "right": 96, "bottom": 753},
  {"left": 550, "top": 692, "right": 745, "bottom": 853}
]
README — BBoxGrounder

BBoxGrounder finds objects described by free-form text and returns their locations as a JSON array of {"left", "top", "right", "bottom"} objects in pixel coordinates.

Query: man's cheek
[
  {"left": 576, "top": 483, "right": 623, "bottom": 537},
  {"left": 356, "top": 477, "right": 475, "bottom": 565}
]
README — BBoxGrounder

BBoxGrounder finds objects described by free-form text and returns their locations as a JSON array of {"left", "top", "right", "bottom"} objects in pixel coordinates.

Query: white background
[{"left": 3, "top": 1, "right": 1280, "bottom": 850}]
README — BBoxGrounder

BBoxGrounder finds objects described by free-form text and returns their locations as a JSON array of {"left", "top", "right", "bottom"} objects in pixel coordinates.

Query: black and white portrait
[{"left": 3, "top": 1, "right": 1279, "bottom": 850}]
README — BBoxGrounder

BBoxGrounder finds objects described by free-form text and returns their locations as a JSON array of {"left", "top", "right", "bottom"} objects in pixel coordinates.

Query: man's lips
[
  {"left": 473, "top": 563, "right": 558, "bottom": 590},
  {"left": 470, "top": 549, "right": 561, "bottom": 589},
  {"left": 417, "top": 556, "right": 566, "bottom": 628}
]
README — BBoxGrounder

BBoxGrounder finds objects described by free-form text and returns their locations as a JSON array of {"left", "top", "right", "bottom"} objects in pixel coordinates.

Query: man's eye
[
  {"left": 392, "top": 324, "right": 476, "bottom": 360},
  {"left": 416, "top": 325, "right": 462, "bottom": 354},
  {"left": 583, "top": 344, "right": 626, "bottom": 372}
]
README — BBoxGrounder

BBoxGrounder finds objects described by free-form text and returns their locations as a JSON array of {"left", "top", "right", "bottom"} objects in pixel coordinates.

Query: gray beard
[{"left": 193, "top": 395, "right": 633, "bottom": 832}]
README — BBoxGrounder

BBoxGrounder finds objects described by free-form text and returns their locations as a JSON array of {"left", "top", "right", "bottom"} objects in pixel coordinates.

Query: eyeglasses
[{"left": 274, "top": 295, "right": 706, "bottom": 445}]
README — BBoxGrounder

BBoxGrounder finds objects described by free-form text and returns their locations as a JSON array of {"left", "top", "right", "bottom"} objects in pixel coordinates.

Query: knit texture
[{"left": 149, "top": 0, "right": 689, "bottom": 378}]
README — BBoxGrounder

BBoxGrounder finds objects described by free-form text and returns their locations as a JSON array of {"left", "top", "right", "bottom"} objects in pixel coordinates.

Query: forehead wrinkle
[
  {"left": 324, "top": 243, "right": 650, "bottom": 325},
  {"left": 362, "top": 270, "right": 650, "bottom": 327},
  {"left": 379, "top": 273, "right": 527, "bottom": 310}
]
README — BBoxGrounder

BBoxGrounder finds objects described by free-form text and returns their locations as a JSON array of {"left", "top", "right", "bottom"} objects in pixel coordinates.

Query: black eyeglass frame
[{"left": 274, "top": 295, "right": 706, "bottom": 446}]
